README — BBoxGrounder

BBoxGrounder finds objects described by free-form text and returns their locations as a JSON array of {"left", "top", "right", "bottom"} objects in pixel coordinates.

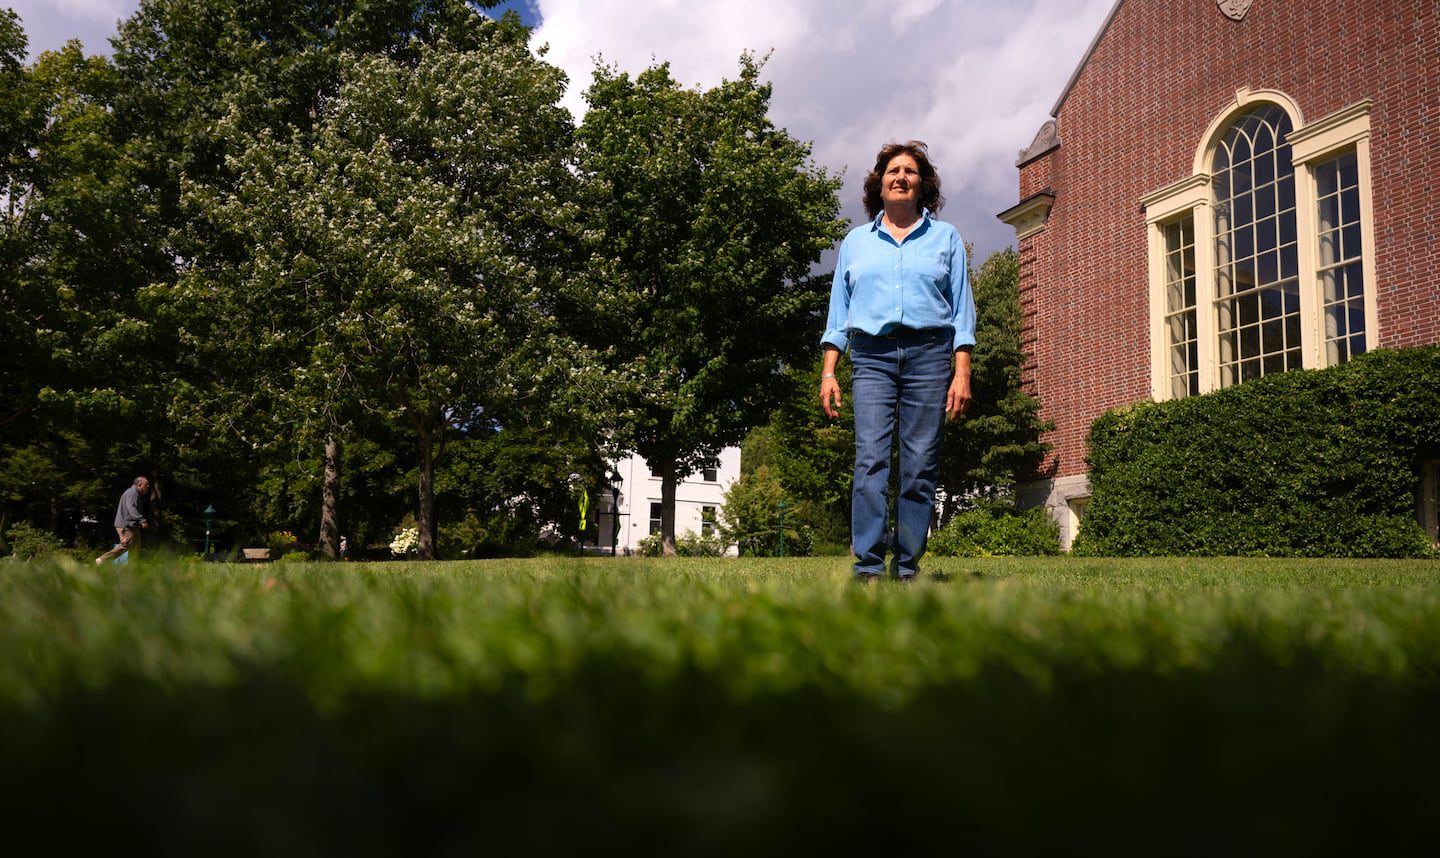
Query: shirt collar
[{"left": 869, "top": 208, "right": 933, "bottom": 234}]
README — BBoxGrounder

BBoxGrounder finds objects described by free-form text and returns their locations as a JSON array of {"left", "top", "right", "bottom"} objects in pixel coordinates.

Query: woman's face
[{"left": 880, "top": 153, "right": 922, "bottom": 212}]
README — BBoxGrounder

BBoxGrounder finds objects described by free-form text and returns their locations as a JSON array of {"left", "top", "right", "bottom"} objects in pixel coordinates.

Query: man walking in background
[{"left": 95, "top": 476, "right": 152, "bottom": 565}]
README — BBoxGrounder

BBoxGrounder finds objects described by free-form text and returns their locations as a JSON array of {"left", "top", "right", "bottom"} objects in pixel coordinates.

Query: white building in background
[{"left": 592, "top": 448, "right": 741, "bottom": 556}]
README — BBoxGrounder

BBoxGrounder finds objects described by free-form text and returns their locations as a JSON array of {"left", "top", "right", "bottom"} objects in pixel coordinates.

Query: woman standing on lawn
[{"left": 819, "top": 140, "right": 975, "bottom": 582}]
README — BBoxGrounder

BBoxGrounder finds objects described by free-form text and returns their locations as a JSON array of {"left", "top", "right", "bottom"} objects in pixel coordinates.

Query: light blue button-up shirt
[{"left": 821, "top": 210, "right": 976, "bottom": 353}]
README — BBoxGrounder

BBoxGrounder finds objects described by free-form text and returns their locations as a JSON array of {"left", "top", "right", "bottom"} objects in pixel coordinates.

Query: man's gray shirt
[{"left": 114, "top": 486, "right": 148, "bottom": 529}]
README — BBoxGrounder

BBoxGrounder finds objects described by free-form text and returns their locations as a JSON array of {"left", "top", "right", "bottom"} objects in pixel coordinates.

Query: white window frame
[
  {"left": 1288, "top": 99, "right": 1380, "bottom": 367},
  {"left": 1143, "top": 89, "right": 1378, "bottom": 400}
]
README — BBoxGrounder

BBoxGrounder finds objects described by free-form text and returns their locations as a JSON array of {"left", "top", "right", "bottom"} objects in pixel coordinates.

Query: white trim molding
[{"left": 998, "top": 191, "right": 1057, "bottom": 242}]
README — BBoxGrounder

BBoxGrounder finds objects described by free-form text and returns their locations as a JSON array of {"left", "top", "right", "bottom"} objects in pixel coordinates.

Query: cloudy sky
[{"left": 7, "top": 0, "right": 1115, "bottom": 261}]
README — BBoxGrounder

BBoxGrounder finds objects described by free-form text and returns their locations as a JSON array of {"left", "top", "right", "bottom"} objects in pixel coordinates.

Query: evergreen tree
[{"left": 937, "top": 247, "right": 1052, "bottom": 517}]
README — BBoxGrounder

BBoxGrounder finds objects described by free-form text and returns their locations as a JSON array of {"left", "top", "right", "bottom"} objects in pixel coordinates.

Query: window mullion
[{"left": 1192, "top": 200, "right": 1217, "bottom": 394}]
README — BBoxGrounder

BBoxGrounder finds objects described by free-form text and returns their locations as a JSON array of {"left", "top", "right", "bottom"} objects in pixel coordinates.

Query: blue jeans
[{"left": 849, "top": 328, "right": 951, "bottom": 578}]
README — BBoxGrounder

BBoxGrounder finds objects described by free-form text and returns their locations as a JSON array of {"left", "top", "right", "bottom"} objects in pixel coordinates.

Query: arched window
[
  {"left": 1210, "top": 104, "right": 1300, "bottom": 386},
  {"left": 1142, "top": 90, "right": 1377, "bottom": 401}
]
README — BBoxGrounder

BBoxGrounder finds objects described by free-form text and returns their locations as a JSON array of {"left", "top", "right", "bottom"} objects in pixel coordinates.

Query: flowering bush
[
  {"left": 266, "top": 530, "right": 300, "bottom": 557},
  {"left": 389, "top": 527, "right": 420, "bottom": 557}
]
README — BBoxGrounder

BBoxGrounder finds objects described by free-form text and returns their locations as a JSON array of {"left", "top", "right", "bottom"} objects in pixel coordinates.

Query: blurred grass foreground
[{"left": 2, "top": 555, "right": 1438, "bottom": 855}]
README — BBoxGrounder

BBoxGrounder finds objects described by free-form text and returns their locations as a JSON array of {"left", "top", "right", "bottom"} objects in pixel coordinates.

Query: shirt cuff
[{"left": 822, "top": 330, "right": 849, "bottom": 352}]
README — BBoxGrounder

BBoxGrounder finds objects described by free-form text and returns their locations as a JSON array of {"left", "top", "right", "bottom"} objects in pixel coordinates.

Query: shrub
[
  {"left": 266, "top": 530, "right": 303, "bottom": 559},
  {"left": 637, "top": 531, "right": 730, "bottom": 557},
  {"left": 928, "top": 501, "right": 1061, "bottom": 557},
  {"left": 1074, "top": 346, "right": 1440, "bottom": 557},
  {"left": 4, "top": 523, "right": 63, "bottom": 561},
  {"left": 720, "top": 465, "right": 811, "bottom": 556}
]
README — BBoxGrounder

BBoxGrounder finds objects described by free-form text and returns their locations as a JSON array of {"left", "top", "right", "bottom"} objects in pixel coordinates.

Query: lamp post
[
  {"left": 203, "top": 505, "right": 215, "bottom": 559},
  {"left": 608, "top": 468, "right": 624, "bottom": 556}
]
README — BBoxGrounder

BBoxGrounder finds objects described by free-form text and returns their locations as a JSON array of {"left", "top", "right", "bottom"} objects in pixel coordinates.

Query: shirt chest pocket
[{"left": 910, "top": 253, "right": 948, "bottom": 287}]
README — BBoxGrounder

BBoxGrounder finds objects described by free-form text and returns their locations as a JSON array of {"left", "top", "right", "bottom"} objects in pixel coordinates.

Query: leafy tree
[
  {"left": 739, "top": 424, "right": 778, "bottom": 476},
  {"left": 0, "top": 22, "right": 169, "bottom": 541},
  {"left": 0, "top": 9, "right": 40, "bottom": 536},
  {"left": 432, "top": 418, "right": 608, "bottom": 557},
  {"left": 170, "top": 39, "right": 596, "bottom": 559},
  {"left": 109, "top": 0, "right": 573, "bottom": 556},
  {"left": 0, "top": 9, "right": 32, "bottom": 214},
  {"left": 108, "top": 0, "right": 505, "bottom": 186},
  {"left": 574, "top": 54, "right": 845, "bottom": 555}
]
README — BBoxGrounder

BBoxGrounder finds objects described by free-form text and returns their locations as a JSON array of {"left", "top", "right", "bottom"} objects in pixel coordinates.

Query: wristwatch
[{"left": 820, "top": 373, "right": 835, "bottom": 379}]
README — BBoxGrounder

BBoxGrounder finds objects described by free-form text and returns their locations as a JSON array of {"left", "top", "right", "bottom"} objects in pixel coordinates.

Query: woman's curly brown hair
[{"left": 862, "top": 140, "right": 944, "bottom": 219}]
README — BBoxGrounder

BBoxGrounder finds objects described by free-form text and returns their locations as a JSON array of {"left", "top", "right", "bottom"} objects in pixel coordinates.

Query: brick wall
[{"left": 1015, "top": 0, "right": 1440, "bottom": 481}]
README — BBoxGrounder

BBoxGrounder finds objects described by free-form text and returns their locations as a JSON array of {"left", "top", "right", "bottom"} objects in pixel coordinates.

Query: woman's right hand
[
  {"left": 819, "top": 345, "right": 843, "bottom": 419},
  {"left": 820, "top": 375, "right": 843, "bottom": 419}
]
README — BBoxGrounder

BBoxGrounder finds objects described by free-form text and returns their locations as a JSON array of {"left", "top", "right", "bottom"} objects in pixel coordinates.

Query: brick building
[{"left": 999, "top": 0, "right": 1440, "bottom": 547}]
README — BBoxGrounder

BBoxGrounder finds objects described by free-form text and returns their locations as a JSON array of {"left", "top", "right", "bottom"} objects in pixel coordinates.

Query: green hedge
[{"left": 1074, "top": 346, "right": 1440, "bottom": 557}]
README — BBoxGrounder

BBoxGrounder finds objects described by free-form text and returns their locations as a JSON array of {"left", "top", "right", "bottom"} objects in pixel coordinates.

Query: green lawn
[{"left": 3, "top": 555, "right": 1438, "bottom": 854}]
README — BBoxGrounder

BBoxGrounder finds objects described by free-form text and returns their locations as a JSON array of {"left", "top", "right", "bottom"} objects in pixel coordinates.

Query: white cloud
[
  {"left": 11, "top": 0, "right": 131, "bottom": 25},
  {"left": 8, "top": 0, "right": 136, "bottom": 57},
  {"left": 11, "top": 0, "right": 1117, "bottom": 260},
  {"left": 534, "top": 0, "right": 1115, "bottom": 261},
  {"left": 38, "top": 0, "right": 130, "bottom": 16}
]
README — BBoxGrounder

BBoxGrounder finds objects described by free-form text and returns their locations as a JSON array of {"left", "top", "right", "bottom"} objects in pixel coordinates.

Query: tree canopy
[
  {"left": 574, "top": 54, "right": 845, "bottom": 555},
  {"left": 1, "top": 8, "right": 1051, "bottom": 562},
  {"left": 165, "top": 25, "right": 598, "bottom": 559}
]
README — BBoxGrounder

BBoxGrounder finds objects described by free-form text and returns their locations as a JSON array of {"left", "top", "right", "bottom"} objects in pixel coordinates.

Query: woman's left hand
[
  {"left": 946, "top": 349, "right": 972, "bottom": 421},
  {"left": 945, "top": 375, "right": 972, "bottom": 421}
]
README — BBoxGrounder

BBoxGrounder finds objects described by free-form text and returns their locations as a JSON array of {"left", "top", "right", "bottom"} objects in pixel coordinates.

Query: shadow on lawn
[{"left": 1, "top": 655, "right": 1435, "bottom": 856}]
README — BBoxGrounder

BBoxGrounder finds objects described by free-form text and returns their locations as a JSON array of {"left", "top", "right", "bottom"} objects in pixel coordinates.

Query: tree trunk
[
  {"left": 416, "top": 415, "right": 437, "bottom": 561},
  {"left": 660, "top": 458, "right": 678, "bottom": 557},
  {"left": 317, "top": 436, "right": 341, "bottom": 560}
]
